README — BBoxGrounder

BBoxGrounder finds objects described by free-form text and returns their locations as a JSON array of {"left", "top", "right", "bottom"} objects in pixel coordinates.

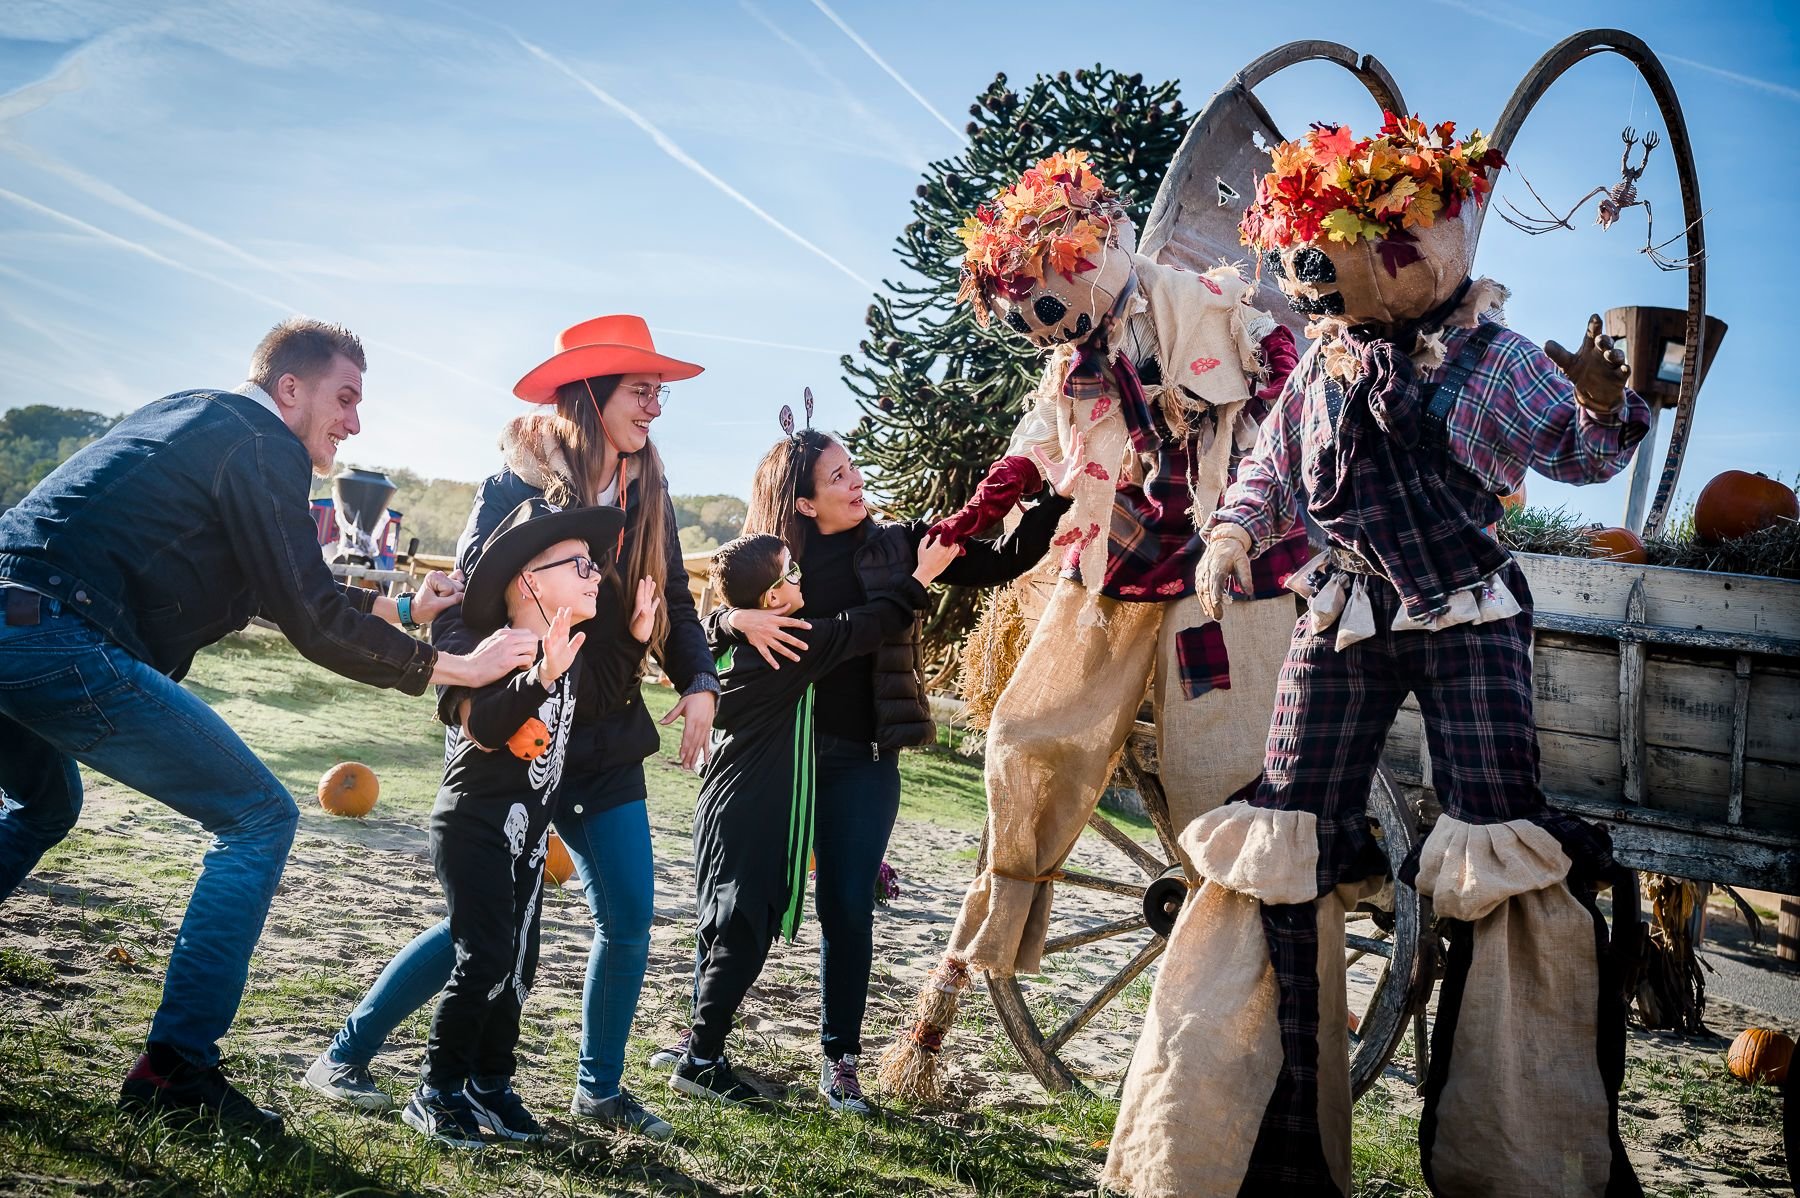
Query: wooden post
[{"left": 1780, "top": 897, "right": 1799, "bottom": 965}]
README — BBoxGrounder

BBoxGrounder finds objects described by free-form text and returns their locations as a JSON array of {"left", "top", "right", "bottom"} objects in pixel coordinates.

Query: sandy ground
[{"left": 3, "top": 771, "right": 1793, "bottom": 1195}]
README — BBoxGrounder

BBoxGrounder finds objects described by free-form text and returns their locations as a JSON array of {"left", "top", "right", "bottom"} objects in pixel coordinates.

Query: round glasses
[
  {"left": 531, "top": 554, "right": 599, "bottom": 579},
  {"left": 626, "top": 383, "right": 670, "bottom": 411}
]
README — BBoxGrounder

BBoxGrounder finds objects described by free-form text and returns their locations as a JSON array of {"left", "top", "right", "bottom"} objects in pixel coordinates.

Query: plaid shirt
[
  {"left": 1065, "top": 329, "right": 1311, "bottom": 603},
  {"left": 1214, "top": 320, "right": 1651, "bottom": 554}
]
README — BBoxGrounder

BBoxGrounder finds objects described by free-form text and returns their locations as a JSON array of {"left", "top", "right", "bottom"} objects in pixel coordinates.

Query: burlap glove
[
  {"left": 1196, "top": 523, "right": 1254, "bottom": 622},
  {"left": 1545, "top": 313, "right": 1631, "bottom": 419}
]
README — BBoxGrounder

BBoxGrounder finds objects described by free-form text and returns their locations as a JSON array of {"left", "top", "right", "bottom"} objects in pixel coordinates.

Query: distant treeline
[{"left": 0, "top": 403, "right": 743, "bottom": 557}]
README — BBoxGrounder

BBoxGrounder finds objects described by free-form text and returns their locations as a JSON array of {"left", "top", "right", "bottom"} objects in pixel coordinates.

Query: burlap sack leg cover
[
  {"left": 948, "top": 579, "right": 1162, "bottom": 976},
  {"left": 1104, "top": 807, "right": 1368, "bottom": 1197},
  {"left": 1152, "top": 592, "right": 1299, "bottom": 860},
  {"left": 1412, "top": 818, "right": 1639, "bottom": 1198}
]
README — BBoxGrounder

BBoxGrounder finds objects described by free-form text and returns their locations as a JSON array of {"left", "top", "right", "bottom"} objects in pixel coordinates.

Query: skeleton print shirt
[{"left": 433, "top": 657, "right": 581, "bottom": 826}]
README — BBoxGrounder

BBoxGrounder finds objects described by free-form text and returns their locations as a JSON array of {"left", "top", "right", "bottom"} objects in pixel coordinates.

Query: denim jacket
[{"left": 0, "top": 389, "right": 436, "bottom": 692}]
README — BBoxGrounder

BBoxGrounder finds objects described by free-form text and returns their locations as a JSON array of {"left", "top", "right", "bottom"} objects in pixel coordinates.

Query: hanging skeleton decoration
[{"left": 1500, "top": 125, "right": 1702, "bottom": 270}]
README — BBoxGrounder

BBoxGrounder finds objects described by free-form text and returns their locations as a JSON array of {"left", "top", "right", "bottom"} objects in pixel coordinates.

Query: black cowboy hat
[{"left": 461, "top": 498, "right": 627, "bottom": 637}]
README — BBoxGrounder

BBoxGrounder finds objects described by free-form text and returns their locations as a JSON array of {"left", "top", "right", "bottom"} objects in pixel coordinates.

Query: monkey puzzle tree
[{"left": 842, "top": 66, "right": 1186, "bottom": 668}]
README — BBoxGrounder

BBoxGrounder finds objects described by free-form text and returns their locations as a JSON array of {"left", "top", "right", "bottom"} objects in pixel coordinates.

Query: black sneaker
[
  {"left": 118, "top": 1053, "right": 283, "bottom": 1138},
  {"left": 647, "top": 1028, "right": 692, "bottom": 1069},
  {"left": 669, "top": 1054, "right": 767, "bottom": 1106},
  {"left": 464, "top": 1081, "right": 547, "bottom": 1144},
  {"left": 401, "top": 1086, "right": 486, "bottom": 1150}
]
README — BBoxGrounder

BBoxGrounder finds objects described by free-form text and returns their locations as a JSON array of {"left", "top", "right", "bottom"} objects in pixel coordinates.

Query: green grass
[{"left": 3, "top": 617, "right": 1769, "bottom": 1195}]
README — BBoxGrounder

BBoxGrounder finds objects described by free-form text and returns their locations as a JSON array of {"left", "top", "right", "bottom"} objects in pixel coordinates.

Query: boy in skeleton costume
[
  {"left": 880, "top": 151, "right": 1305, "bottom": 1098},
  {"left": 405, "top": 498, "right": 648, "bottom": 1149},
  {"left": 1103, "top": 116, "right": 1646, "bottom": 1197}
]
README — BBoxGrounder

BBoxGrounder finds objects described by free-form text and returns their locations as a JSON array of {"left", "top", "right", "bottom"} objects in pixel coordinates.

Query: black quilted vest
[{"left": 845, "top": 520, "right": 935, "bottom": 751}]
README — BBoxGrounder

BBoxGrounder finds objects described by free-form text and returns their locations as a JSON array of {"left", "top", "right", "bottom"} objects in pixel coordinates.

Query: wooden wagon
[{"left": 974, "top": 30, "right": 1798, "bottom": 1101}]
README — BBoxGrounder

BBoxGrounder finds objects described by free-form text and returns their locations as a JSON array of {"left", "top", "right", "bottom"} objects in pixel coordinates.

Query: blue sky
[{"left": 1, "top": 0, "right": 1793, "bottom": 526}]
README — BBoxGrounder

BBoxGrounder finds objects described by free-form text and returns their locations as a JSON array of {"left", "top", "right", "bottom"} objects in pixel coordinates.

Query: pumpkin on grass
[
  {"left": 544, "top": 831, "right": 576, "bottom": 886},
  {"left": 318, "top": 762, "right": 379, "bottom": 818},
  {"left": 1694, "top": 470, "right": 1798, "bottom": 545},
  {"left": 1729, "top": 1027, "right": 1794, "bottom": 1085}
]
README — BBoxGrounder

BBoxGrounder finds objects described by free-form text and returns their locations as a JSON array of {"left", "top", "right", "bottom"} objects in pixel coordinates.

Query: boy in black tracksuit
[
  {"left": 404, "top": 498, "right": 646, "bottom": 1149},
  {"left": 670, "top": 532, "right": 960, "bottom": 1106}
]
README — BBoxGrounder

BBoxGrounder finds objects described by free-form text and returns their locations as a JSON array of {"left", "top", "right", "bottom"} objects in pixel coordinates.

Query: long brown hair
[
  {"left": 546, "top": 375, "right": 672, "bottom": 662},
  {"left": 744, "top": 429, "right": 838, "bottom": 557}
]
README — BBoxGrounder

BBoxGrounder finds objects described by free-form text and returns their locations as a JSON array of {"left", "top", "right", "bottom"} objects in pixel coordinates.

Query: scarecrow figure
[
  {"left": 878, "top": 150, "right": 1305, "bottom": 1101},
  {"left": 1101, "top": 115, "right": 1647, "bottom": 1198}
]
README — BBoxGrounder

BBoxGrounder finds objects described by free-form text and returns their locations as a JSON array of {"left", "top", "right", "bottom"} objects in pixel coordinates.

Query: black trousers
[
  {"left": 689, "top": 904, "right": 777, "bottom": 1062},
  {"left": 425, "top": 805, "right": 547, "bottom": 1090}
]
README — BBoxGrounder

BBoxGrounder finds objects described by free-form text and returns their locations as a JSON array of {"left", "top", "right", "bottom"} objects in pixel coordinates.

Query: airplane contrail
[
  {"left": 510, "top": 32, "right": 874, "bottom": 292},
  {"left": 807, "top": 0, "right": 967, "bottom": 143},
  {"left": 1426, "top": 0, "right": 1799, "bottom": 104},
  {"left": 0, "top": 186, "right": 497, "bottom": 388}
]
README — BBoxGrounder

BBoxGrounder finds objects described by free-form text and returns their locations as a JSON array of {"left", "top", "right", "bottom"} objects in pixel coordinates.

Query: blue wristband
[{"left": 397, "top": 592, "right": 419, "bottom": 630}]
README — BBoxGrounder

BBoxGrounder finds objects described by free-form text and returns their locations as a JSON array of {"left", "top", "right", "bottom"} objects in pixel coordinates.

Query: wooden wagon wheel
[{"left": 985, "top": 754, "right": 1427, "bottom": 1099}]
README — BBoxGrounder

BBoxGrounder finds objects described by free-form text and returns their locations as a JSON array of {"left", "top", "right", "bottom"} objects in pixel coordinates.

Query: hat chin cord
[{"left": 584, "top": 378, "right": 634, "bottom": 503}]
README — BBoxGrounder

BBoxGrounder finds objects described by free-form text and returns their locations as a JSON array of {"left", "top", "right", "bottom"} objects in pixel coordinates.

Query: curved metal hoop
[
  {"left": 1233, "top": 39, "right": 1406, "bottom": 114},
  {"left": 1486, "top": 28, "right": 1708, "bottom": 538}
]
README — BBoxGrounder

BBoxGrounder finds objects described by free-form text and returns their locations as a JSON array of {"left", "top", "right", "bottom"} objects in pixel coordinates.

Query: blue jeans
[
  {"left": 812, "top": 735, "right": 902, "bottom": 1060},
  {"left": 331, "top": 784, "right": 655, "bottom": 1099},
  {"left": 0, "top": 605, "right": 299, "bottom": 1067}
]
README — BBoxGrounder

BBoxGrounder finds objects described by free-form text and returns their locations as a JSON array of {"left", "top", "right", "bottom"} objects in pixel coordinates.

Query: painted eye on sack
[
  {"left": 1034, "top": 294, "right": 1068, "bottom": 325},
  {"left": 1006, "top": 308, "right": 1031, "bottom": 335},
  {"left": 1262, "top": 248, "right": 1286, "bottom": 278},
  {"left": 1292, "top": 246, "right": 1337, "bottom": 283}
]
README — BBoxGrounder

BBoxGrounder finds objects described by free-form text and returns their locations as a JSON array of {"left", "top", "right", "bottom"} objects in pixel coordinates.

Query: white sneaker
[
  {"left": 302, "top": 1051, "right": 395, "bottom": 1112},
  {"left": 819, "top": 1054, "right": 871, "bottom": 1115}
]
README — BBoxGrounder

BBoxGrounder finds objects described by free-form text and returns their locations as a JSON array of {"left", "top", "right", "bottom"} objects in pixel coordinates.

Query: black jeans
[
  {"left": 812, "top": 734, "right": 901, "bottom": 1060},
  {"left": 425, "top": 807, "right": 547, "bottom": 1090}
]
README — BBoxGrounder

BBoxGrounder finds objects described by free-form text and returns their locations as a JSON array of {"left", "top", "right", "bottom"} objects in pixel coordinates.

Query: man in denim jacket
[{"left": 0, "top": 319, "right": 536, "bottom": 1136}]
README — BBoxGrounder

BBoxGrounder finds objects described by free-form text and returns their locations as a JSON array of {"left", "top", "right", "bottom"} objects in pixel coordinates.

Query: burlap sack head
[
  {"left": 989, "top": 227, "right": 1135, "bottom": 347},
  {"left": 1261, "top": 209, "right": 1473, "bottom": 325}
]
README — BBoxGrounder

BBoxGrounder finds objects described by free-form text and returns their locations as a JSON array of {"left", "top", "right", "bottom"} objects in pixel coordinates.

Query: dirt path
[{"left": 4, "top": 777, "right": 1792, "bottom": 1194}]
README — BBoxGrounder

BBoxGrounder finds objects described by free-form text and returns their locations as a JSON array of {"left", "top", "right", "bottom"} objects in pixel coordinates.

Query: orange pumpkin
[
  {"left": 1694, "top": 470, "right": 1799, "bottom": 544},
  {"left": 318, "top": 762, "right": 379, "bottom": 818},
  {"left": 1499, "top": 485, "right": 1527, "bottom": 513},
  {"left": 507, "top": 717, "right": 551, "bottom": 761},
  {"left": 1586, "top": 526, "right": 1648, "bottom": 564},
  {"left": 544, "top": 831, "right": 576, "bottom": 886},
  {"left": 1728, "top": 1027, "right": 1793, "bottom": 1084}
]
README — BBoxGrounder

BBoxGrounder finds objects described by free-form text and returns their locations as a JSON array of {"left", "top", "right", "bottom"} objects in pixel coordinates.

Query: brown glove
[
  {"left": 1196, "top": 523, "right": 1254, "bottom": 623},
  {"left": 1545, "top": 313, "right": 1631, "bottom": 418}
]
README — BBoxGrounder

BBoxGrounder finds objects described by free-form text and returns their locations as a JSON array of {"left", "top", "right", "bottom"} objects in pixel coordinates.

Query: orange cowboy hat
[{"left": 513, "top": 314, "right": 704, "bottom": 403}]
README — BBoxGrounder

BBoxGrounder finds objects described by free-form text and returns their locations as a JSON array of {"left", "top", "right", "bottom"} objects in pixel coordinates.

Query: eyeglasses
[
  {"left": 782, "top": 559, "right": 803, "bottom": 586},
  {"left": 531, "top": 554, "right": 599, "bottom": 579},
  {"left": 626, "top": 383, "right": 670, "bottom": 411}
]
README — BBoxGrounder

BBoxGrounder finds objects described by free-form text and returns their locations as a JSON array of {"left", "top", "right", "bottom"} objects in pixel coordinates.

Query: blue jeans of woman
[
  {"left": 330, "top": 770, "right": 654, "bottom": 1099},
  {"left": 811, "top": 734, "right": 902, "bottom": 1060},
  {"left": 0, "top": 602, "right": 299, "bottom": 1068}
]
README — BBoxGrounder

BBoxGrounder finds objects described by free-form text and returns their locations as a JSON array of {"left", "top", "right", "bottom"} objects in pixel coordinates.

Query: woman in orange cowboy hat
[{"left": 304, "top": 315, "right": 712, "bottom": 1141}]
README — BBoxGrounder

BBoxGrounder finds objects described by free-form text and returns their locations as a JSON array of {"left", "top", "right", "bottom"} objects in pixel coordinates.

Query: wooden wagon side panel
[{"left": 1383, "top": 553, "right": 1800, "bottom": 891}]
